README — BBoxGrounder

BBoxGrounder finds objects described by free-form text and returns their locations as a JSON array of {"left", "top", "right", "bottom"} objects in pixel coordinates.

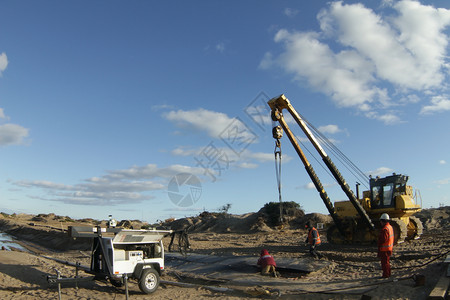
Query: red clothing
[
  {"left": 379, "top": 252, "right": 391, "bottom": 278},
  {"left": 378, "top": 223, "right": 394, "bottom": 254},
  {"left": 378, "top": 222, "right": 394, "bottom": 278},
  {"left": 257, "top": 249, "right": 276, "bottom": 267}
]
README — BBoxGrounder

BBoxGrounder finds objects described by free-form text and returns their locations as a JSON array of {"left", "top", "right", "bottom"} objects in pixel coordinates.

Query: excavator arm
[{"left": 268, "top": 94, "right": 375, "bottom": 236}]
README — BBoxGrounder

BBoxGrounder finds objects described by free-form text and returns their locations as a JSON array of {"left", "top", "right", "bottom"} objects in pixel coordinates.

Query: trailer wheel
[{"left": 138, "top": 268, "right": 159, "bottom": 294}]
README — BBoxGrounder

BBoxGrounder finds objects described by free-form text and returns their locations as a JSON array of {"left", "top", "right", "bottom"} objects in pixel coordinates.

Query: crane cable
[{"left": 273, "top": 125, "right": 284, "bottom": 223}]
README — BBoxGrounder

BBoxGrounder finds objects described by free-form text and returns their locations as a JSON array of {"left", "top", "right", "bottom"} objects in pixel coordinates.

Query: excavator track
[
  {"left": 327, "top": 217, "right": 408, "bottom": 245},
  {"left": 406, "top": 216, "right": 423, "bottom": 240},
  {"left": 326, "top": 220, "right": 377, "bottom": 245},
  {"left": 326, "top": 224, "right": 345, "bottom": 244},
  {"left": 390, "top": 218, "right": 407, "bottom": 245}
]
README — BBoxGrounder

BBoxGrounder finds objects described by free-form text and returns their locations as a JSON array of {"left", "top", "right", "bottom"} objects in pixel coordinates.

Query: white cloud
[
  {"left": 375, "top": 113, "right": 402, "bottom": 125},
  {"left": 151, "top": 104, "right": 174, "bottom": 111},
  {"left": 0, "top": 123, "right": 29, "bottom": 146},
  {"left": 171, "top": 145, "right": 289, "bottom": 168},
  {"left": 318, "top": 124, "right": 341, "bottom": 134},
  {"left": 171, "top": 146, "right": 198, "bottom": 157},
  {"left": 14, "top": 180, "right": 74, "bottom": 190},
  {"left": 437, "top": 178, "right": 450, "bottom": 185},
  {"left": 164, "top": 108, "right": 233, "bottom": 137},
  {"left": 163, "top": 108, "right": 258, "bottom": 143},
  {"left": 237, "top": 162, "right": 258, "bottom": 169},
  {"left": 420, "top": 95, "right": 450, "bottom": 114},
  {"left": 368, "top": 167, "right": 394, "bottom": 177},
  {"left": 245, "top": 151, "right": 277, "bottom": 163},
  {"left": 271, "top": 29, "right": 382, "bottom": 109},
  {"left": 259, "top": 52, "right": 274, "bottom": 69},
  {"left": 0, "top": 52, "right": 8, "bottom": 74},
  {"left": 304, "top": 182, "right": 316, "bottom": 190},
  {"left": 302, "top": 181, "right": 336, "bottom": 190},
  {"left": 439, "top": 160, "right": 446, "bottom": 165},
  {"left": 13, "top": 163, "right": 205, "bottom": 206},
  {"left": 262, "top": 1, "right": 450, "bottom": 121},
  {"left": 216, "top": 42, "right": 225, "bottom": 53},
  {"left": 392, "top": 0, "right": 450, "bottom": 87},
  {"left": 104, "top": 164, "right": 205, "bottom": 180},
  {"left": 284, "top": 8, "right": 299, "bottom": 17},
  {"left": 320, "top": 1, "right": 448, "bottom": 89}
]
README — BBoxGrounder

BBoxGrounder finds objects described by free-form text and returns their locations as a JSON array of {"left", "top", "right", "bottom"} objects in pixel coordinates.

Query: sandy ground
[{"left": 0, "top": 213, "right": 449, "bottom": 299}]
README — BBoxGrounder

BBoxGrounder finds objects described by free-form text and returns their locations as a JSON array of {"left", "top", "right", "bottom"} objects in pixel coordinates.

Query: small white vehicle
[{"left": 69, "top": 226, "right": 172, "bottom": 294}]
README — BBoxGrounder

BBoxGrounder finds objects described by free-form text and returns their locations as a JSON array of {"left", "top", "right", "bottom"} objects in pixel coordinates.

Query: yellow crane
[{"left": 268, "top": 94, "right": 422, "bottom": 244}]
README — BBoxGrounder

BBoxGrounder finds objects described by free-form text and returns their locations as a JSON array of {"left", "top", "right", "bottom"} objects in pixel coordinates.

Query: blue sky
[{"left": 1, "top": 0, "right": 449, "bottom": 223}]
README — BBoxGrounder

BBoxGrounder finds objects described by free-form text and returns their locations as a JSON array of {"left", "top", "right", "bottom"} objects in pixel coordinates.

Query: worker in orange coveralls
[
  {"left": 257, "top": 249, "right": 279, "bottom": 277},
  {"left": 305, "top": 221, "right": 323, "bottom": 259},
  {"left": 378, "top": 213, "right": 394, "bottom": 278}
]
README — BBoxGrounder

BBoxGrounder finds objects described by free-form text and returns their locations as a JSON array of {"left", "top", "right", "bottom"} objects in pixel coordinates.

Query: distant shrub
[
  {"left": 63, "top": 216, "right": 75, "bottom": 222},
  {"left": 261, "top": 201, "right": 305, "bottom": 226},
  {"left": 218, "top": 203, "right": 232, "bottom": 214}
]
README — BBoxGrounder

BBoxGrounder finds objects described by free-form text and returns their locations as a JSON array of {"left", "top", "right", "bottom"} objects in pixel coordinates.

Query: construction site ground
[{"left": 0, "top": 209, "right": 449, "bottom": 299}]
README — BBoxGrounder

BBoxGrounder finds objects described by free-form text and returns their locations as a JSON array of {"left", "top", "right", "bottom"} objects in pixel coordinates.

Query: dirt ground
[{"left": 0, "top": 209, "right": 449, "bottom": 299}]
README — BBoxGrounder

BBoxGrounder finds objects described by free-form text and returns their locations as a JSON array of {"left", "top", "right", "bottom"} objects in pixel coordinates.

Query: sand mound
[
  {"left": 1, "top": 206, "right": 448, "bottom": 252},
  {"left": 415, "top": 206, "right": 450, "bottom": 230},
  {"left": 162, "top": 203, "right": 330, "bottom": 233}
]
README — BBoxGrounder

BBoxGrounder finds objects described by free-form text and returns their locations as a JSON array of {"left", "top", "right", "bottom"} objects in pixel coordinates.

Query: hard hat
[{"left": 380, "top": 213, "right": 390, "bottom": 221}]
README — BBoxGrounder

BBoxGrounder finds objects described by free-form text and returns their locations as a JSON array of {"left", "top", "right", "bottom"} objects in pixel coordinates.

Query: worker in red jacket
[
  {"left": 257, "top": 249, "right": 279, "bottom": 277},
  {"left": 378, "top": 213, "right": 394, "bottom": 278},
  {"left": 305, "top": 221, "right": 323, "bottom": 259}
]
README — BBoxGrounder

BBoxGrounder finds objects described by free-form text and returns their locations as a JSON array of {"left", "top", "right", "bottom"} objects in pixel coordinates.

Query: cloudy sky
[{"left": 1, "top": 0, "right": 449, "bottom": 223}]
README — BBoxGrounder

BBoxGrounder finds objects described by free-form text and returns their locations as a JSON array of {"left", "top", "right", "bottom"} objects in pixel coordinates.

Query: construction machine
[{"left": 268, "top": 94, "right": 422, "bottom": 244}]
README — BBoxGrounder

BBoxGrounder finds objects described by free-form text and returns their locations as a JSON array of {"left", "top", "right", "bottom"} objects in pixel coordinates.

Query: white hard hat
[{"left": 380, "top": 213, "right": 390, "bottom": 221}]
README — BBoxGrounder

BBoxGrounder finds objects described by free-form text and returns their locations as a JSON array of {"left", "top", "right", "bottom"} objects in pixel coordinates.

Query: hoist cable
[{"left": 274, "top": 140, "right": 283, "bottom": 223}]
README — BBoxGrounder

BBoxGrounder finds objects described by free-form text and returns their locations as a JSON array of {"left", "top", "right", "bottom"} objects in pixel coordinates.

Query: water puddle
[{"left": 0, "top": 232, "right": 28, "bottom": 252}]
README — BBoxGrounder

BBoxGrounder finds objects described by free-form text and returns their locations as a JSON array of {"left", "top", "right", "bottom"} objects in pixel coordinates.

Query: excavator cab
[{"left": 370, "top": 174, "right": 409, "bottom": 209}]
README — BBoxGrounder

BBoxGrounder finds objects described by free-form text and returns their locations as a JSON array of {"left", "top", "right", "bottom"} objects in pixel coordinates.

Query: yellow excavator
[{"left": 268, "top": 94, "right": 422, "bottom": 244}]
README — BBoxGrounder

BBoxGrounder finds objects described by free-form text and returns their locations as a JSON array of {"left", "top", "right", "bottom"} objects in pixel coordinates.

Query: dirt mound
[
  {"left": 257, "top": 201, "right": 305, "bottom": 227},
  {"left": 1, "top": 206, "right": 448, "bottom": 252},
  {"left": 163, "top": 212, "right": 271, "bottom": 233},
  {"left": 162, "top": 202, "right": 332, "bottom": 233},
  {"left": 0, "top": 219, "right": 91, "bottom": 252},
  {"left": 415, "top": 206, "right": 450, "bottom": 230}
]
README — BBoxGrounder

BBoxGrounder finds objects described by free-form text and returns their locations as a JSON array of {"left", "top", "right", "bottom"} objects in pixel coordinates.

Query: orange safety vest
[
  {"left": 308, "top": 227, "right": 321, "bottom": 245},
  {"left": 379, "top": 223, "right": 394, "bottom": 252}
]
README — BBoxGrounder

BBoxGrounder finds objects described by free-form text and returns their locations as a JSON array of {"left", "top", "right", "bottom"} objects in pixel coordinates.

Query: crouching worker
[
  {"left": 305, "top": 221, "right": 323, "bottom": 259},
  {"left": 257, "top": 249, "right": 279, "bottom": 277}
]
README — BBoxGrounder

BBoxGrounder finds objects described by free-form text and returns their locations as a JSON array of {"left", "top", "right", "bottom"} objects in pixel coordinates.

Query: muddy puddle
[{"left": 0, "top": 231, "right": 28, "bottom": 252}]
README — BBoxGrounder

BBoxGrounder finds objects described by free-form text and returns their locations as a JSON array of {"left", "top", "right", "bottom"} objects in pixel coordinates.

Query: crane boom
[{"left": 268, "top": 94, "right": 375, "bottom": 235}]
